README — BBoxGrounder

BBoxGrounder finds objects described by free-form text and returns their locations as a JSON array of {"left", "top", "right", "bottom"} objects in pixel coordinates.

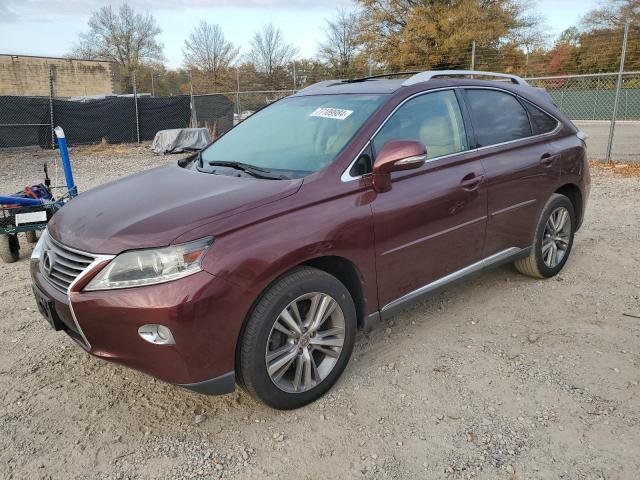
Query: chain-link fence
[
  {"left": 192, "top": 71, "right": 639, "bottom": 163},
  {"left": 527, "top": 72, "right": 640, "bottom": 161},
  {"left": 2, "top": 24, "right": 638, "bottom": 163},
  {"left": 205, "top": 90, "right": 295, "bottom": 124},
  {"left": 3, "top": 66, "right": 638, "bottom": 163}
]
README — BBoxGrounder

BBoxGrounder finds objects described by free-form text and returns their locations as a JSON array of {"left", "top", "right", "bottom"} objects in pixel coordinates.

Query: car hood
[{"left": 47, "top": 162, "right": 303, "bottom": 254}]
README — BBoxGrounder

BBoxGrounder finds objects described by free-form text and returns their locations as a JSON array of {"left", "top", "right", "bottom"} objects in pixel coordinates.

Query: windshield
[{"left": 200, "top": 94, "right": 387, "bottom": 177}]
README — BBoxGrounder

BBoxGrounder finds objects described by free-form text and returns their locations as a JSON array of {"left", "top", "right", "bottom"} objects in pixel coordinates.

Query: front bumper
[{"left": 30, "top": 258, "right": 249, "bottom": 394}]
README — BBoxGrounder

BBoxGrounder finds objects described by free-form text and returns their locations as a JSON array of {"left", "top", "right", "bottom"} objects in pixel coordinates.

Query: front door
[{"left": 370, "top": 89, "right": 488, "bottom": 309}]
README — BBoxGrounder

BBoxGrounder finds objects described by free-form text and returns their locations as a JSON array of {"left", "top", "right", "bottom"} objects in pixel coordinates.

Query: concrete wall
[{"left": 0, "top": 55, "right": 121, "bottom": 97}]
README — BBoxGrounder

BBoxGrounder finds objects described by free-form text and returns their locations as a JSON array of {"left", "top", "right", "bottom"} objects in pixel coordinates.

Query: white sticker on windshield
[{"left": 310, "top": 107, "right": 354, "bottom": 120}]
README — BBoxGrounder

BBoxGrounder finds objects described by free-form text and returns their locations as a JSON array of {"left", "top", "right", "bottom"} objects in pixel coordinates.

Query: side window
[
  {"left": 523, "top": 101, "right": 559, "bottom": 135},
  {"left": 465, "top": 90, "right": 532, "bottom": 147},
  {"left": 373, "top": 90, "right": 468, "bottom": 160}
]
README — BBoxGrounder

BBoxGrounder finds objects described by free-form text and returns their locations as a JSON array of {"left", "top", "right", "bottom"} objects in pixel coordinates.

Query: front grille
[{"left": 40, "top": 235, "right": 96, "bottom": 293}]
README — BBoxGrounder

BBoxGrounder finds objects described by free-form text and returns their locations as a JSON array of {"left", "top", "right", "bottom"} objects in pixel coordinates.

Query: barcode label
[{"left": 310, "top": 107, "right": 354, "bottom": 120}]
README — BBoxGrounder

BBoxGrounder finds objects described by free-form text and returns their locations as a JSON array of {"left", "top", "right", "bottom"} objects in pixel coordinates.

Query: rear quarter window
[{"left": 523, "top": 101, "right": 559, "bottom": 135}]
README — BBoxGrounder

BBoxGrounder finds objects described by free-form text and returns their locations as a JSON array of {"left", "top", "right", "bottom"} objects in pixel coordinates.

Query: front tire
[
  {"left": 515, "top": 193, "right": 575, "bottom": 278},
  {"left": 238, "top": 267, "right": 357, "bottom": 409}
]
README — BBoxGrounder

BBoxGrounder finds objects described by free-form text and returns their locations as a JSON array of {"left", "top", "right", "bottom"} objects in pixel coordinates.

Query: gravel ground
[{"left": 1, "top": 144, "right": 639, "bottom": 480}]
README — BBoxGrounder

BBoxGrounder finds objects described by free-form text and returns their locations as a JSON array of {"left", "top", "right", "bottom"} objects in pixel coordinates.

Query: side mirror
[{"left": 372, "top": 140, "right": 427, "bottom": 192}]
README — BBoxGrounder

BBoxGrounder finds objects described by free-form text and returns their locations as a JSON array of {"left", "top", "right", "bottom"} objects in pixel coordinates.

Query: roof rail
[
  {"left": 402, "top": 70, "right": 529, "bottom": 87},
  {"left": 345, "top": 71, "right": 421, "bottom": 83}
]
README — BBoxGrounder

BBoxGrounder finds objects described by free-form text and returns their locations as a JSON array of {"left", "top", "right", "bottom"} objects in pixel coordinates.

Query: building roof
[{"left": 0, "top": 53, "right": 115, "bottom": 64}]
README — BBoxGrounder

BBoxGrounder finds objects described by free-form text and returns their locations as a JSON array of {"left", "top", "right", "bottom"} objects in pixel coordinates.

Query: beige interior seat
[{"left": 419, "top": 116, "right": 457, "bottom": 158}]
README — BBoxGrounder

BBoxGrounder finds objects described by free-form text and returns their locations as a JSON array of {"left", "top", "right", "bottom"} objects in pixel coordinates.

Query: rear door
[
  {"left": 369, "top": 89, "right": 487, "bottom": 308},
  {"left": 461, "top": 88, "right": 561, "bottom": 256}
]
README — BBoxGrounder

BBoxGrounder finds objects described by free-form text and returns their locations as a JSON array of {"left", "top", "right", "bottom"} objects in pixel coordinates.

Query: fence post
[
  {"left": 292, "top": 61, "right": 297, "bottom": 92},
  {"left": 48, "top": 67, "right": 55, "bottom": 149},
  {"left": 189, "top": 71, "right": 198, "bottom": 127},
  {"left": 606, "top": 21, "right": 630, "bottom": 163},
  {"left": 470, "top": 41, "right": 476, "bottom": 70},
  {"left": 593, "top": 76, "right": 600, "bottom": 120},
  {"left": 236, "top": 67, "right": 241, "bottom": 116},
  {"left": 132, "top": 70, "right": 140, "bottom": 144}
]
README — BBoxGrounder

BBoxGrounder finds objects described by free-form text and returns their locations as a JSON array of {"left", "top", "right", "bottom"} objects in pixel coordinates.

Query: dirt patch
[
  {"left": 1, "top": 145, "right": 639, "bottom": 479},
  {"left": 590, "top": 159, "right": 640, "bottom": 178}
]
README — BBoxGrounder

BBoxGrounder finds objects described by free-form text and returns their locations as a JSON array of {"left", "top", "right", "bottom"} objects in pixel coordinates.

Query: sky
[{"left": 0, "top": 0, "right": 602, "bottom": 69}]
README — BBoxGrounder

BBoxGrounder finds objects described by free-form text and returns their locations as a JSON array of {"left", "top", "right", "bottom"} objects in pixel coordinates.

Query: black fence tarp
[
  {"left": 0, "top": 96, "right": 52, "bottom": 148},
  {"left": 138, "top": 96, "right": 192, "bottom": 141},
  {"left": 1, "top": 94, "right": 235, "bottom": 149},
  {"left": 53, "top": 96, "right": 141, "bottom": 145},
  {"left": 0, "top": 95, "right": 226, "bottom": 149},
  {"left": 52, "top": 96, "right": 192, "bottom": 145},
  {"left": 193, "top": 95, "right": 234, "bottom": 135}
]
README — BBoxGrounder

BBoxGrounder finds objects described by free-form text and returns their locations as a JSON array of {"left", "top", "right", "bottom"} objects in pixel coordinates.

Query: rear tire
[
  {"left": 238, "top": 267, "right": 357, "bottom": 410},
  {"left": 0, "top": 234, "right": 20, "bottom": 263},
  {"left": 515, "top": 193, "right": 575, "bottom": 278}
]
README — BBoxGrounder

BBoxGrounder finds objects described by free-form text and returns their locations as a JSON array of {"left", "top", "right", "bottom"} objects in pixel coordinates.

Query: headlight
[{"left": 84, "top": 237, "right": 213, "bottom": 291}]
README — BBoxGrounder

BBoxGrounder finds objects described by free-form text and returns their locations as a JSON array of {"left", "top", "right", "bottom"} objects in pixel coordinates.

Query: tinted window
[
  {"left": 373, "top": 90, "right": 467, "bottom": 160},
  {"left": 350, "top": 144, "right": 373, "bottom": 176},
  {"left": 523, "top": 101, "right": 558, "bottom": 135},
  {"left": 465, "top": 90, "right": 532, "bottom": 147}
]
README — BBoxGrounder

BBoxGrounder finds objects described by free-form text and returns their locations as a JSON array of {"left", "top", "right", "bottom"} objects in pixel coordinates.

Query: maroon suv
[{"left": 31, "top": 71, "right": 590, "bottom": 409}]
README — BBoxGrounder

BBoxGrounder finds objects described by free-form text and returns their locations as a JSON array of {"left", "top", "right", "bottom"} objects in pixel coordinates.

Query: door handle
[
  {"left": 540, "top": 153, "right": 557, "bottom": 167},
  {"left": 460, "top": 174, "right": 484, "bottom": 191}
]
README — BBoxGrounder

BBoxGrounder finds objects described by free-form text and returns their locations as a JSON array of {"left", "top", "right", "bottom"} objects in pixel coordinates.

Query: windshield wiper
[{"left": 207, "top": 160, "right": 289, "bottom": 180}]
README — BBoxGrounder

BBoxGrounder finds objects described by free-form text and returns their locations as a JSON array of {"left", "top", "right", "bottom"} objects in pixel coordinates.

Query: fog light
[{"left": 138, "top": 324, "right": 175, "bottom": 345}]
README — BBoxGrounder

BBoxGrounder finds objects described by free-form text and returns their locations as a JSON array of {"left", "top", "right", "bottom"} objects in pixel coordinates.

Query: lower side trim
[
  {"left": 178, "top": 370, "right": 236, "bottom": 395},
  {"left": 379, "top": 246, "right": 531, "bottom": 320}
]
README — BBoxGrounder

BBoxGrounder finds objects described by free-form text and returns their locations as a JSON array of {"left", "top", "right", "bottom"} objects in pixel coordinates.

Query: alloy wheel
[
  {"left": 265, "top": 292, "right": 345, "bottom": 393},
  {"left": 542, "top": 206, "right": 571, "bottom": 268}
]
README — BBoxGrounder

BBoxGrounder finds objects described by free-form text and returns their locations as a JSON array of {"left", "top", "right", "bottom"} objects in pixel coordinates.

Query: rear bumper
[{"left": 30, "top": 261, "right": 249, "bottom": 393}]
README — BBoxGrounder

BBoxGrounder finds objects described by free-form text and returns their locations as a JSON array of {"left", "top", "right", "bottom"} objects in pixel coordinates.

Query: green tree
[
  {"left": 577, "top": 0, "right": 640, "bottom": 73},
  {"left": 557, "top": 27, "right": 581, "bottom": 47},
  {"left": 356, "top": 0, "right": 539, "bottom": 71}
]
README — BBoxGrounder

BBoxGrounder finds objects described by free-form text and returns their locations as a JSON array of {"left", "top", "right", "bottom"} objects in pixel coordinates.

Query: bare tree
[
  {"left": 70, "top": 3, "right": 164, "bottom": 71},
  {"left": 318, "top": 8, "right": 363, "bottom": 75},
  {"left": 582, "top": 0, "right": 639, "bottom": 29},
  {"left": 183, "top": 21, "right": 239, "bottom": 82},
  {"left": 248, "top": 23, "right": 298, "bottom": 82}
]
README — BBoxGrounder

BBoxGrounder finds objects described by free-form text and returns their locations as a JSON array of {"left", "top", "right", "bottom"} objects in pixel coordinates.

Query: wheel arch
[
  {"left": 300, "top": 256, "right": 367, "bottom": 329},
  {"left": 555, "top": 183, "right": 584, "bottom": 230},
  {"left": 234, "top": 255, "right": 369, "bottom": 381}
]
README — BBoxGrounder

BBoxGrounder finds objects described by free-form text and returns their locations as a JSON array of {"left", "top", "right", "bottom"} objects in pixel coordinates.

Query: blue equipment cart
[{"left": 0, "top": 127, "right": 78, "bottom": 263}]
